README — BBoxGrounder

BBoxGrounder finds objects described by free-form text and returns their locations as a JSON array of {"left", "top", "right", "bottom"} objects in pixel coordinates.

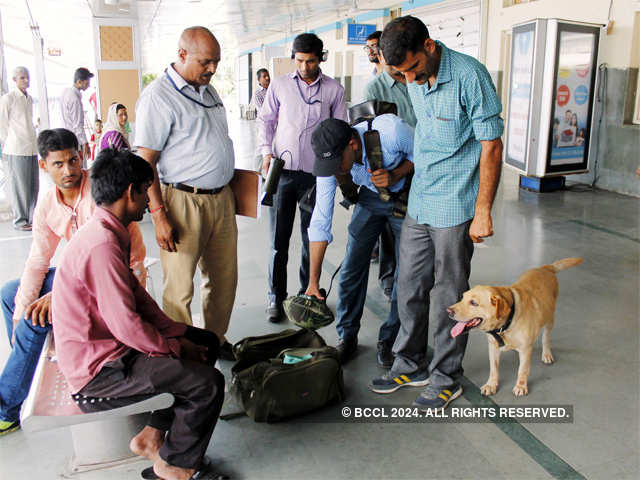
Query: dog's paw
[
  {"left": 542, "top": 351, "right": 555, "bottom": 364},
  {"left": 512, "top": 384, "right": 528, "bottom": 396},
  {"left": 481, "top": 383, "right": 498, "bottom": 396}
]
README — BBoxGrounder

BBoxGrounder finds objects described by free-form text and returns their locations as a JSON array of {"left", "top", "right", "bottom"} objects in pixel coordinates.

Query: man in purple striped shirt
[
  {"left": 250, "top": 68, "right": 270, "bottom": 110},
  {"left": 257, "top": 33, "right": 347, "bottom": 323}
]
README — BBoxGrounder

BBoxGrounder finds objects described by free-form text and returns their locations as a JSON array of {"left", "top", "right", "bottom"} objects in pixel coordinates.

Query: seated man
[
  {"left": 0, "top": 128, "right": 145, "bottom": 436},
  {"left": 306, "top": 116, "right": 413, "bottom": 366},
  {"left": 51, "top": 148, "right": 225, "bottom": 480}
]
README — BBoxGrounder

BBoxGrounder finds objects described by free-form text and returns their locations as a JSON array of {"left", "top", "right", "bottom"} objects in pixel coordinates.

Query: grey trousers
[
  {"left": 3, "top": 154, "right": 38, "bottom": 228},
  {"left": 392, "top": 215, "right": 474, "bottom": 391}
]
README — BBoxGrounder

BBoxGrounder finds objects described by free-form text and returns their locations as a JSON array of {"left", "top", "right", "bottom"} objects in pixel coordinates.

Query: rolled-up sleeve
[
  {"left": 462, "top": 66, "right": 504, "bottom": 141},
  {"left": 308, "top": 176, "right": 337, "bottom": 243},
  {"left": 257, "top": 84, "right": 280, "bottom": 156},
  {"left": 134, "top": 90, "right": 172, "bottom": 151}
]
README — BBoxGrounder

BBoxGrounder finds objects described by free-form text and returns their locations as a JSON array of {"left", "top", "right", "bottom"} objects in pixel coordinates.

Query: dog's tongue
[{"left": 451, "top": 322, "right": 467, "bottom": 338}]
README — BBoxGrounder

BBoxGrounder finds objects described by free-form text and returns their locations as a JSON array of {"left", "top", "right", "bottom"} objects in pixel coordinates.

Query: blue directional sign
[{"left": 347, "top": 24, "right": 377, "bottom": 45}]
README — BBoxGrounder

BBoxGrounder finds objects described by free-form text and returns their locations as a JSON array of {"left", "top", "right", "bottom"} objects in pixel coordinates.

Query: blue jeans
[
  {"left": 268, "top": 170, "right": 316, "bottom": 304},
  {"left": 0, "top": 268, "right": 56, "bottom": 422},
  {"left": 336, "top": 188, "right": 403, "bottom": 344}
]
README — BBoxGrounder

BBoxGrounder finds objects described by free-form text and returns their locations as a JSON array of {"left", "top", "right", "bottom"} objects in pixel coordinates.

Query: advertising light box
[{"left": 504, "top": 19, "right": 601, "bottom": 177}]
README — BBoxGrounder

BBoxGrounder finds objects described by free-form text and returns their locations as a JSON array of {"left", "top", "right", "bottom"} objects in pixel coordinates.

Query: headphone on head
[{"left": 291, "top": 49, "right": 328, "bottom": 62}]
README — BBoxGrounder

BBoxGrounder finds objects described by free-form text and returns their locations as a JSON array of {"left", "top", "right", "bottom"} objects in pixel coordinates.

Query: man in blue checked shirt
[
  {"left": 369, "top": 16, "right": 504, "bottom": 411},
  {"left": 306, "top": 115, "right": 414, "bottom": 366}
]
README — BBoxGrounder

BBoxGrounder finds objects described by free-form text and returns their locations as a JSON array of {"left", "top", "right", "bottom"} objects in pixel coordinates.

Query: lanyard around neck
[
  {"left": 164, "top": 69, "right": 223, "bottom": 109},
  {"left": 294, "top": 75, "right": 322, "bottom": 105}
]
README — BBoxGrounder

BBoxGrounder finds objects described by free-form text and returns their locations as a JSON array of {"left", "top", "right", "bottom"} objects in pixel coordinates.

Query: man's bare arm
[
  {"left": 137, "top": 147, "right": 179, "bottom": 252},
  {"left": 305, "top": 241, "right": 328, "bottom": 299},
  {"left": 469, "top": 138, "right": 503, "bottom": 243}
]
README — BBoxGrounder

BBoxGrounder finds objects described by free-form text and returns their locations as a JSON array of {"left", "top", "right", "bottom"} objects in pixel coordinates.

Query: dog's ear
[{"left": 491, "top": 294, "right": 511, "bottom": 320}]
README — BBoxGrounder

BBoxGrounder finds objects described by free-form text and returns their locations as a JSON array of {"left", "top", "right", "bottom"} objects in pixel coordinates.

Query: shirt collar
[
  {"left": 54, "top": 170, "right": 89, "bottom": 209},
  {"left": 290, "top": 69, "right": 323, "bottom": 87},
  {"left": 12, "top": 87, "right": 30, "bottom": 98},
  {"left": 167, "top": 63, "right": 206, "bottom": 95},
  {"left": 94, "top": 206, "right": 130, "bottom": 250},
  {"left": 431, "top": 41, "right": 452, "bottom": 88},
  {"left": 381, "top": 70, "right": 398, "bottom": 88}
]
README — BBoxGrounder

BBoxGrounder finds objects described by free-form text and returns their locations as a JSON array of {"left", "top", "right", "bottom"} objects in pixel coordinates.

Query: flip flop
[{"left": 140, "top": 458, "right": 230, "bottom": 480}]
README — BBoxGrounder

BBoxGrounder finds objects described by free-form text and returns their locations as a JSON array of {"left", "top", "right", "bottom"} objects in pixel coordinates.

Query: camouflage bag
[{"left": 283, "top": 290, "right": 334, "bottom": 330}]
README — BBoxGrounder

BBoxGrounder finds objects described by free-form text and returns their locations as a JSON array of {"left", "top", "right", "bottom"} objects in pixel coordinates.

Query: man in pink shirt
[
  {"left": 52, "top": 149, "right": 225, "bottom": 480},
  {"left": 0, "top": 128, "right": 145, "bottom": 436}
]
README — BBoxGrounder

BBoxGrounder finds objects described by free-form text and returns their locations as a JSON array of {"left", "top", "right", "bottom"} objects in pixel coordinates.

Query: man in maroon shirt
[{"left": 51, "top": 148, "right": 226, "bottom": 480}]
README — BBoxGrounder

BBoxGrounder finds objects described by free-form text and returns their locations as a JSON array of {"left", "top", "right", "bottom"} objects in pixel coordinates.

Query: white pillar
[{"left": 30, "top": 25, "right": 50, "bottom": 130}]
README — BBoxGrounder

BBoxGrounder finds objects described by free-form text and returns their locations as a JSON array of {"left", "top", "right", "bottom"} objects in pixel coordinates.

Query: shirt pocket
[{"left": 431, "top": 102, "right": 461, "bottom": 143}]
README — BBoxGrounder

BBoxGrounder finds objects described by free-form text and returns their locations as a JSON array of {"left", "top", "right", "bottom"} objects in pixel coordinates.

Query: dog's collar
[{"left": 487, "top": 292, "right": 515, "bottom": 347}]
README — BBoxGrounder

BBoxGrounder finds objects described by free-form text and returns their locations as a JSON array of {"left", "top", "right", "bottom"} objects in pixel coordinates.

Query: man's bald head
[
  {"left": 178, "top": 26, "right": 218, "bottom": 53},
  {"left": 175, "top": 26, "right": 221, "bottom": 87}
]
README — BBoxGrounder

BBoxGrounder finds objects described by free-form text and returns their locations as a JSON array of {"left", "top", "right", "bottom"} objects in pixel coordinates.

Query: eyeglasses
[{"left": 363, "top": 45, "right": 379, "bottom": 53}]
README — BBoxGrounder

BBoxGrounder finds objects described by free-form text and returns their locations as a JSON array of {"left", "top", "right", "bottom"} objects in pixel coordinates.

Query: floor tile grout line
[{"left": 567, "top": 219, "right": 640, "bottom": 244}]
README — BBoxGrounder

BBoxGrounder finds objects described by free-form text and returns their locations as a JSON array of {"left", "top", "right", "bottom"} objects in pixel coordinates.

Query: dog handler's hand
[
  {"left": 25, "top": 292, "right": 52, "bottom": 328},
  {"left": 153, "top": 209, "right": 178, "bottom": 252},
  {"left": 469, "top": 210, "right": 494, "bottom": 243}
]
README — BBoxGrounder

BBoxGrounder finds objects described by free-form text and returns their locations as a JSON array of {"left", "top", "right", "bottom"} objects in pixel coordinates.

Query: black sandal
[{"left": 140, "top": 457, "right": 230, "bottom": 480}]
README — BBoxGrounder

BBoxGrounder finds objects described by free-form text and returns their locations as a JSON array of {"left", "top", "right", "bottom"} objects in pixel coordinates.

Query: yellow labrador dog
[{"left": 447, "top": 258, "right": 583, "bottom": 397}]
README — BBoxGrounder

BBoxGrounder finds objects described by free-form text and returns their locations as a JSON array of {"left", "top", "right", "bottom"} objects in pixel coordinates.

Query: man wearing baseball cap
[
  {"left": 60, "top": 67, "right": 94, "bottom": 165},
  {"left": 307, "top": 115, "right": 413, "bottom": 366}
]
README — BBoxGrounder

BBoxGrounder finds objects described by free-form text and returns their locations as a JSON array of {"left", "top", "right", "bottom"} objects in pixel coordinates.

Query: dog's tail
[{"left": 549, "top": 257, "right": 583, "bottom": 272}]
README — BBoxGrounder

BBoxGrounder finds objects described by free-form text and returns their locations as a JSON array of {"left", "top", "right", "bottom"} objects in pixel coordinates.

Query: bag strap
[
  {"left": 325, "top": 261, "right": 342, "bottom": 298},
  {"left": 362, "top": 128, "right": 393, "bottom": 203}
]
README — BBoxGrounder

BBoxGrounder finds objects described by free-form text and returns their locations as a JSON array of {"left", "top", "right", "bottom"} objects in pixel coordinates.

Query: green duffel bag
[
  {"left": 232, "top": 346, "right": 344, "bottom": 423},
  {"left": 231, "top": 328, "right": 326, "bottom": 374}
]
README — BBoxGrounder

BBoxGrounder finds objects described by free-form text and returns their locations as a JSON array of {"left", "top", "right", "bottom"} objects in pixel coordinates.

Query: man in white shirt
[
  {"left": 135, "top": 26, "right": 238, "bottom": 361},
  {"left": 0, "top": 67, "right": 38, "bottom": 231},
  {"left": 60, "top": 67, "right": 93, "bottom": 164}
]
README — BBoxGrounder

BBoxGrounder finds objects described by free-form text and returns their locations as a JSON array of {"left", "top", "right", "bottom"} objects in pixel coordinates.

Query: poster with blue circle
[{"left": 574, "top": 85, "right": 588, "bottom": 105}]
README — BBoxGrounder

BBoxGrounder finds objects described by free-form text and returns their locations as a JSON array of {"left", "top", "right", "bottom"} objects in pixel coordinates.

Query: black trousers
[
  {"left": 268, "top": 170, "right": 316, "bottom": 304},
  {"left": 78, "top": 326, "right": 224, "bottom": 469},
  {"left": 378, "top": 221, "right": 397, "bottom": 293}
]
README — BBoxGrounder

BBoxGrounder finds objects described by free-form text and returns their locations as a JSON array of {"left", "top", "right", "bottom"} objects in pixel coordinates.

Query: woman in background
[{"left": 99, "top": 103, "right": 130, "bottom": 151}]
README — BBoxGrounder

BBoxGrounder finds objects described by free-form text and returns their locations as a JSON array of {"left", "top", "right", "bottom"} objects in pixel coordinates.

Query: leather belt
[{"left": 163, "top": 182, "right": 224, "bottom": 195}]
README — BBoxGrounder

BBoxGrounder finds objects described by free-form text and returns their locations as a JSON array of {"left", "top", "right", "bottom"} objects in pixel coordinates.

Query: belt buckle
[{"left": 193, "top": 186, "right": 198, "bottom": 194}]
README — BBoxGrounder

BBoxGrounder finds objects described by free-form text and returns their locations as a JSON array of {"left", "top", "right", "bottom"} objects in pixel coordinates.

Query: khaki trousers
[{"left": 160, "top": 184, "right": 238, "bottom": 342}]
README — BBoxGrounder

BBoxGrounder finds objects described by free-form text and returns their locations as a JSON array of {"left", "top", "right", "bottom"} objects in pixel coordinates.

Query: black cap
[
  {"left": 311, "top": 119, "right": 353, "bottom": 177},
  {"left": 74, "top": 67, "right": 94, "bottom": 83}
]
